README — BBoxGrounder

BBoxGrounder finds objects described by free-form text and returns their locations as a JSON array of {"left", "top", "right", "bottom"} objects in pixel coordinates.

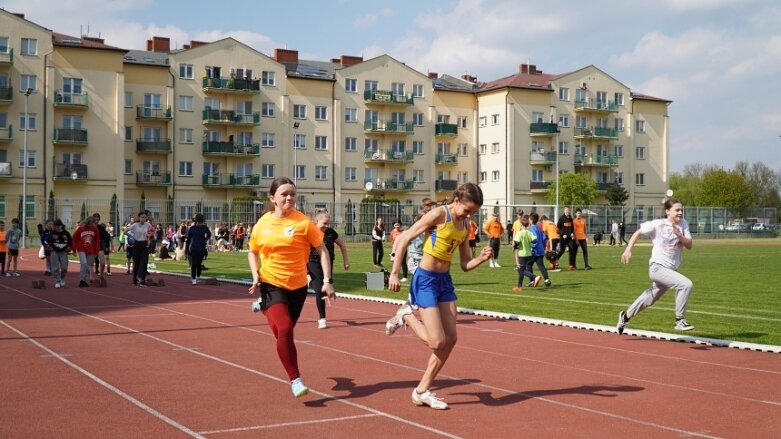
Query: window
[
  {"left": 479, "top": 144, "right": 487, "bottom": 155},
  {"left": 261, "top": 102, "right": 275, "bottom": 117},
  {"left": 21, "top": 75, "right": 36, "bottom": 92},
  {"left": 124, "top": 92, "right": 133, "bottom": 107},
  {"left": 344, "top": 167, "right": 357, "bottom": 181},
  {"left": 365, "top": 167, "right": 378, "bottom": 183},
  {"left": 596, "top": 91, "right": 607, "bottom": 106},
  {"left": 531, "top": 141, "right": 544, "bottom": 153},
  {"left": 261, "top": 133, "right": 275, "bottom": 147},
  {"left": 20, "top": 113, "right": 37, "bottom": 130},
  {"left": 294, "top": 165, "right": 305, "bottom": 180},
  {"left": 125, "top": 126, "right": 132, "bottom": 141},
  {"left": 179, "top": 95, "right": 193, "bottom": 111},
  {"left": 636, "top": 146, "right": 645, "bottom": 160},
  {"left": 345, "top": 108, "right": 357, "bottom": 123},
  {"left": 315, "top": 106, "right": 327, "bottom": 120},
  {"left": 236, "top": 100, "right": 253, "bottom": 115},
  {"left": 205, "top": 98, "right": 221, "bottom": 110},
  {"left": 491, "top": 114, "right": 500, "bottom": 125},
  {"left": 142, "top": 127, "right": 161, "bottom": 140},
  {"left": 179, "top": 128, "right": 193, "bottom": 144},
  {"left": 559, "top": 87, "right": 569, "bottom": 101},
  {"left": 365, "top": 80, "right": 378, "bottom": 91},
  {"left": 437, "top": 114, "right": 450, "bottom": 124},
  {"left": 615, "top": 171, "right": 624, "bottom": 184},
  {"left": 614, "top": 144, "right": 623, "bottom": 157},
  {"left": 391, "top": 140, "right": 406, "bottom": 155},
  {"left": 345, "top": 78, "right": 357, "bottom": 93},
  {"left": 391, "top": 82, "right": 405, "bottom": 96},
  {"left": 458, "top": 143, "right": 468, "bottom": 156},
  {"left": 532, "top": 169, "right": 544, "bottom": 182},
  {"left": 21, "top": 38, "right": 37, "bottom": 55},
  {"left": 409, "top": 169, "right": 421, "bottom": 183},
  {"left": 294, "top": 134, "right": 306, "bottom": 149},
  {"left": 558, "top": 141, "right": 569, "bottom": 155},
  {"left": 457, "top": 116, "right": 467, "bottom": 129},
  {"left": 19, "top": 149, "right": 36, "bottom": 167},
  {"left": 261, "top": 71, "right": 276, "bottom": 86},
  {"left": 365, "top": 139, "right": 378, "bottom": 152},
  {"left": 365, "top": 110, "right": 378, "bottom": 123},
  {"left": 180, "top": 206, "right": 194, "bottom": 221},
  {"left": 390, "top": 112, "right": 405, "bottom": 124},
  {"left": 437, "top": 142, "right": 451, "bottom": 154},
  {"left": 315, "top": 165, "right": 327, "bottom": 180},
  {"left": 492, "top": 170, "right": 500, "bottom": 182},
  {"left": 458, "top": 171, "right": 468, "bottom": 184},
  {"left": 179, "top": 64, "right": 193, "bottom": 79},
  {"left": 412, "top": 84, "right": 424, "bottom": 97},
  {"left": 491, "top": 142, "right": 500, "bottom": 154},
  {"left": 576, "top": 88, "right": 587, "bottom": 102},
  {"left": 124, "top": 159, "right": 132, "bottom": 175},
  {"left": 178, "top": 161, "right": 193, "bottom": 177},
  {"left": 635, "top": 173, "right": 645, "bottom": 186},
  {"left": 262, "top": 163, "right": 275, "bottom": 178},
  {"left": 315, "top": 136, "right": 328, "bottom": 150},
  {"left": 143, "top": 93, "right": 161, "bottom": 111},
  {"left": 480, "top": 171, "right": 487, "bottom": 183},
  {"left": 412, "top": 141, "right": 424, "bottom": 155},
  {"left": 615, "top": 92, "right": 624, "bottom": 106},
  {"left": 479, "top": 116, "right": 487, "bottom": 127},
  {"left": 413, "top": 113, "right": 424, "bottom": 126},
  {"left": 344, "top": 137, "right": 357, "bottom": 151},
  {"left": 615, "top": 117, "right": 624, "bottom": 132},
  {"left": 576, "top": 115, "right": 587, "bottom": 128},
  {"left": 0, "top": 113, "right": 5, "bottom": 128},
  {"left": 575, "top": 143, "right": 585, "bottom": 155},
  {"left": 293, "top": 104, "right": 307, "bottom": 119},
  {"left": 0, "top": 37, "right": 8, "bottom": 53},
  {"left": 532, "top": 112, "right": 544, "bottom": 124},
  {"left": 236, "top": 131, "right": 253, "bottom": 147},
  {"left": 559, "top": 114, "right": 570, "bottom": 127},
  {"left": 635, "top": 120, "right": 645, "bottom": 133}
]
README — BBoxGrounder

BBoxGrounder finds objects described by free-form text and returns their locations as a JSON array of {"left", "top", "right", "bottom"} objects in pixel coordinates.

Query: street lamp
[
  {"left": 552, "top": 106, "right": 560, "bottom": 220},
  {"left": 21, "top": 87, "right": 33, "bottom": 248},
  {"left": 292, "top": 121, "right": 300, "bottom": 185}
]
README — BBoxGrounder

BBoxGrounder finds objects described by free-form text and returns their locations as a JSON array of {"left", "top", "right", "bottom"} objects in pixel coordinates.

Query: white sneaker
[
  {"left": 675, "top": 319, "right": 694, "bottom": 331},
  {"left": 13, "top": 272, "right": 21, "bottom": 276},
  {"left": 411, "top": 389, "right": 448, "bottom": 410},
  {"left": 400, "top": 277, "right": 407, "bottom": 282},
  {"left": 5, "top": 272, "right": 10, "bottom": 277},
  {"left": 192, "top": 279, "right": 197, "bottom": 285},
  {"left": 60, "top": 281, "right": 66, "bottom": 287},
  {"left": 54, "top": 281, "right": 61, "bottom": 289},
  {"left": 317, "top": 318, "right": 327, "bottom": 329},
  {"left": 494, "top": 263, "right": 501, "bottom": 268},
  {"left": 385, "top": 302, "right": 413, "bottom": 335},
  {"left": 291, "top": 378, "right": 309, "bottom": 398}
]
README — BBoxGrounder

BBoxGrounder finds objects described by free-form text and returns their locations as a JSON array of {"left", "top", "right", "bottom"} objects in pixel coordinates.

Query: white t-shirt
[
  {"left": 639, "top": 218, "right": 691, "bottom": 270},
  {"left": 128, "top": 222, "right": 153, "bottom": 243}
]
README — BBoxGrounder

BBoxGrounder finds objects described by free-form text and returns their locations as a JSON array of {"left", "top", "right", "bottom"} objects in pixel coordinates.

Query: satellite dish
[
  {"left": 364, "top": 181, "right": 374, "bottom": 191},
  {"left": 665, "top": 189, "right": 674, "bottom": 197}
]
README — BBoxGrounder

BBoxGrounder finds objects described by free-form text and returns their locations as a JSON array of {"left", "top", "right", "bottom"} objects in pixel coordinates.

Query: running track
[{"left": 1, "top": 250, "right": 779, "bottom": 438}]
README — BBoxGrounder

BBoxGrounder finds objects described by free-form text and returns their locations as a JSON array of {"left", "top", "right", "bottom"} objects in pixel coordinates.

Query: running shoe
[
  {"left": 54, "top": 281, "right": 61, "bottom": 289},
  {"left": 544, "top": 279, "right": 552, "bottom": 287},
  {"left": 617, "top": 311, "right": 629, "bottom": 335},
  {"left": 317, "top": 318, "right": 327, "bottom": 329},
  {"left": 411, "top": 389, "right": 448, "bottom": 410},
  {"left": 251, "top": 298, "right": 262, "bottom": 313},
  {"left": 533, "top": 275, "right": 542, "bottom": 288},
  {"left": 385, "top": 302, "right": 413, "bottom": 336},
  {"left": 675, "top": 319, "right": 694, "bottom": 331},
  {"left": 291, "top": 378, "right": 309, "bottom": 398}
]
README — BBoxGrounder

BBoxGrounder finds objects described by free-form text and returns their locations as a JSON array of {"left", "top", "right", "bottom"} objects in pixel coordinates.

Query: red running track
[{"left": 1, "top": 249, "right": 779, "bottom": 438}]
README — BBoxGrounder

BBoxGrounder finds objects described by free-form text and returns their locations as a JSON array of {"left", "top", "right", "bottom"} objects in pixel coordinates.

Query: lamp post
[
  {"left": 552, "top": 106, "right": 560, "bottom": 220},
  {"left": 292, "top": 121, "right": 300, "bottom": 185},
  {"left": 22, "top": 87, "right": 33, "bottom": 248}
]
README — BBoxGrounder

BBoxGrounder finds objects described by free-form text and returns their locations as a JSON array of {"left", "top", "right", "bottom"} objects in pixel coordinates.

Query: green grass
[{"left": 150, "top": 239, "right": 781, "bottom": 346}]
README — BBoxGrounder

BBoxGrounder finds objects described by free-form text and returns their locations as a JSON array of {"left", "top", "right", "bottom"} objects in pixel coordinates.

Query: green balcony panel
[
  {"left": 529, "top": 122, "right": 559, "bottom": 135},
  {"left": 435, "top": 153, "right": 459, "bottom": 165},
  {"left": 435, "top": 179, "right": 458, "bottom": 192},
  {"left": 53, "top": 162, "right": 88, "bottom": 180},
  {"left": 529, "top": 151, "right": 557, "bottom": 163},
  {"left": 363, "top": 89, "right": 413, "bottom": 105},
  {"left": 136, "top": 138, "right": 172, "bottom": 154},
  {"left": 0, "top": 125, "right": 12, "bottom": 142},
  {"left": 54, "top": 90, "right": 89, "bottom": 108},
  {"left": 136, "top": 171, "right": 171, "bottom": 185},
  {"left": 574, "top": 100, "right": 618, "bottom": 112},
  {"left": 530, "top": 181, "right": 550, "bottom": 191},
  {"left": 364, "top": 178, "right": 415, "bottom": 191},
  {"left": 363, "top": 148, "right": 414, "bottom": 162},
  {"left": 202, "top": 76, "right": 261, "bottom": 92},
  {"left": 435, "top": 123, "right": 458, "bottom": 136},
  {"left": 202, "top": 109, "right": 260, "bottom": 125},
  {"left": 0, "top": 48, "right": 14, "bottom": 64},
  {"left": 202, "top": 173, "right": 260, "bottom": 187},
  {"left": 136, "top": 105, "right": 173, "bottom": 119},
  {"left": 0, "top": 86, "right": 12, "bottom": 103},
  {"left": 53, "top": 128, "right": 88, "bottom": 144},
  {"left": 202, "top": 141, "right": 260, "bottom": 156}
]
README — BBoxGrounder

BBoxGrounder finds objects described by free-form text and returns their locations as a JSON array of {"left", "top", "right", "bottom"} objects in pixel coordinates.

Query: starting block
[
  {"left": 32, "top": 280, "right": 46, "bottom": 289},
  {"left": 204, "top": 278, "right": 220, "bottom": 286},
  {"left": 146, "top": 278, "right": 165, "bottom": 287}
]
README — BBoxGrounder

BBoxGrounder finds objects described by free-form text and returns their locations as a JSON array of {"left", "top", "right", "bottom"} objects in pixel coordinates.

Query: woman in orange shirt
[
  {"left": 572, "top": 209, "right": 592, "bottom": 270},
  {"left": 483, "top": 213, "right": 504, "bottom": 267},
  {"left": 247, "top": 177, "right": 335, "bottom": 398}
]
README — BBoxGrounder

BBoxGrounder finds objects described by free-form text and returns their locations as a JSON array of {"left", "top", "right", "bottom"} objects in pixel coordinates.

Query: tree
[
  {"left": 605, "top": 184, "right": 629, "bottom": 206},
  {"left": 697, "top": 169, "right": 755, "bottom": 217},
  {"left": 546, "top": 172, "right": 597, "bottom": 206},
  {"left": 734, "top": 161, "right": 781, "bottom": 208},
  {"left": 110, "top": 193, "right": 118, "bottom": 229},
  {"left": 47, "top": 190, "right": 56, "bottom": 220}
]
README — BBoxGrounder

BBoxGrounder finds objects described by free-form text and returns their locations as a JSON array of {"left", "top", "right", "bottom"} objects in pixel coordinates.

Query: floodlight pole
[
  {"left": 22, "top": 88, "right": 33, "bottom": 248},
  {"left": 292, "top": 121, "right": 300, "bottom": 185}
]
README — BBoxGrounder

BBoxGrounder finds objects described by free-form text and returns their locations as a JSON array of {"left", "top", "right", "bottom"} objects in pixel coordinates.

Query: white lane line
[
  {"left": 198, "top": 413, "right": 379, "bottom": 435},
  {"left": 0, "top": 319, "right": 204, "bottom": 439},
  {"left": 4, "top": 287, "right": 462, "bottom": 439}
]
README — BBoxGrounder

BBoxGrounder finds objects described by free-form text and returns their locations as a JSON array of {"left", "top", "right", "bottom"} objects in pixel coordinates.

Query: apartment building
[{"left": 0, "top": 8, "right": 669, "bottom": 227}]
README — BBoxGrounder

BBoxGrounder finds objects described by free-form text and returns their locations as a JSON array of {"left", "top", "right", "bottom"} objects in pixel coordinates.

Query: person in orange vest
[
  {"left": 542, "top": 214, "right": 561, "bottom": 270},
  {"left": 467, "top": 216, "right": 479, "bottom": 258},
  {"left": 572, "top": 209, "right": 592, "bottom": 270},
  {"left": 483, "top": 213, "right": 504, "bottom": 268}
]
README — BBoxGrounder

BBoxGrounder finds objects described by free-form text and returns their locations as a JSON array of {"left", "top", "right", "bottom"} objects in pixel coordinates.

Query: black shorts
[
  {"left": 259, "top": 282, "right": 308, "bottom": 322},
  {"left": 8, "top": 249, "right": 19, "bottom": 257},
  {"left": 469, "top": 239, "right": 477, "bottom": 248}
]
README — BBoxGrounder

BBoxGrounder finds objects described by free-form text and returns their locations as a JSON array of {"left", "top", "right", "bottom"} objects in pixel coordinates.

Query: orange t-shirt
[
  {"left": 573, "top": 217, "right": 587, "bottom": 240},
  {"left": 248, "top": 210, "right": 323, "bottom": 290},
  {"left": 0, "top": 230, "right": 6, "bottom": 252},
  {"left": 544, "top": 219, "right": 560, "bottom": 240},
  {"left": 389, "top": 227, "right": 403, "bottom": 243},
  {"left": 468, "top": 220, "right": 478, "bottom": 240},
  {"left": 483, "top": 219, "right": 504, "bottom": 238}
]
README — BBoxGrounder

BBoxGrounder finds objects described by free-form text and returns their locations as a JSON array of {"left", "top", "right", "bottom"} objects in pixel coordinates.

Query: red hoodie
[{"left": 72, "top": 224, "right": 100, "bottom": 255}]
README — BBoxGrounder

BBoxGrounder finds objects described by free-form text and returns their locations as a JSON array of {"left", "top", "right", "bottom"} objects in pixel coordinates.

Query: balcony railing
[
  {"left": 529, "top": 151, "right": 557, "bottom": 164},
  {"left": 435, "top": 179, "right": 458, "bottom": 192},
  {"left": 202, "top": 173, "right": 260, "bottom": 187},
  {"left": 136, "top": 138, "right": 172, "bottom": 154},
  {"left": 435, "top": 123, "right": 458, "bottom": 136},
  {"left": 202, "top": 141, "right": 260, "bottom": 156},
  {"left": 435, "top": 153, "right": 459, "bottom": 165},
  {"left": 574, "top": 126, "right": 619, "bottom": 139},
  {"left": 202, "top": 109, "right": 261, "bottom": 125},
  {"left": 0, "top": 86, "right": 12, "bottom": 103},
  {"left": 136, "top": 171, "right": 172, "bottom": 186},
  {"left": 0, "top": 125, "right": 11, "bottom": 142},
  {"left": 53, "top": 90, "right": 89, "bottom": 108},
  {"left": 136, "top": 105, "right": 173, "bottom": 120},
  {"left": 530, "top": 181, "right": 550, "bottom": 191},
  {"left": 574, "top": 154, "right": 619, "bottom": 167},
  {"left": 596, "top": 182, "right": 615, "bottom": 191},
  {"left": 53, "top": 162, "right": 88, "bottom": 180},
  {"left": 363, "top": 148, "right": 414, "bottom": 163},
  {"left": 0, "top": 161, "right": 11, "bottom": 177},
  {"left": 363, "top": 178, "right": 415, "bottom": 192},
  {"left": 529, "top": 122, "right": 559, "bottom": 136},
  {"left": 363, "top": 120, "right": 414, "bottom": 135},
  {"left": 0, "top": 48, "right": 14, "bottom": 64},
  {"left": 53, "top": 128, "right": 88, "bottom": 145},
  {"left": 202, "top": 76, "right": 261, "bottom": 93},
  {"left": 574, "top": 99, "right": 619, "bottom": 112},
  {"left": 363, "top": 89, "right": 413, "bottom": 105}
]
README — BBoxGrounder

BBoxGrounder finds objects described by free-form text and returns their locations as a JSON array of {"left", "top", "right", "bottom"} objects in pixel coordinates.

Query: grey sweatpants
[
  {"left": 50, "top": 251, "right": 69, "bottom": 283},
  {"left": 626, "top": 263, "right": 693, "bottom": 320},
  {"left": 78, "top": 252, "right": 95, "bottom": 283}
]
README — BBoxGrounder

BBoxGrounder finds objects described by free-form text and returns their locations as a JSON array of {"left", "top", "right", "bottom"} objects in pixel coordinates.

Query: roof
[
  {"left": 631, "top": 92, "right": 673, "bottom": 104},
  {"left": 433, "top": 74, "right": 477, "bottom": 93},
  {"left": 52, "top": 32, "right": 126, "bottom": 53},
  {"left": 478, "top": 71, "right": 561, "bottom": 93},
  {"left": 123, "top": 50, "right": 170, "bottom": 67},
  {"left": 283, "top": 59, "right": 337, "bottom": 81}
]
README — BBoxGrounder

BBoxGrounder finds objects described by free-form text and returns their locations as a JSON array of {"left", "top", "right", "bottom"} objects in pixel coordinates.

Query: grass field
[{"left": 146, "top": 238, "right": 781, "bottom": 346}]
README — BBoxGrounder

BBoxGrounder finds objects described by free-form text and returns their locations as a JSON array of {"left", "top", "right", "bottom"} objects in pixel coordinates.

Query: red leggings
[{"left": 266, "top": 303, "right": 301, "bottom": 380}]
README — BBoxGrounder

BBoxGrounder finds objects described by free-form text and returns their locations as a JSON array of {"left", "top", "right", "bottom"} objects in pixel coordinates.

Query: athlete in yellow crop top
[{"left": 383, "top": 183, "right": 492, "bottom": 410}]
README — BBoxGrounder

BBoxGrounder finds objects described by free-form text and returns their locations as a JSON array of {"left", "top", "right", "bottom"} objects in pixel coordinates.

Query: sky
[{"left": 4, "top": 0, "right": 780, "bottom": 173}]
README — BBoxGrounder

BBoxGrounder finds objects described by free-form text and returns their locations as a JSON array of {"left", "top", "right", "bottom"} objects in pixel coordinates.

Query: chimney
[
  {"left": 330, "top": 58, "right": 341, "bottom": 64},
  {"left": 189, "top": 40, "right": 207, "bottom": 49},
  {"left": 183, "top": 44, "right": 191, "bottom": 50},
  {"left": 428, "top": 72, "right": 438, "bottom": 79},
  {"left": 82, "top": 36, "right": 104, "bottom": 45},
  {"left": 13, "top": 13, "right": 25, "bottom": 19},
  {"left": 461, "top": 74, "right": 477, "bottom": 83},
  {"left": 146, "top": 36, "right": 170, "bottom": 53},
  {"left": 340, "top": 55, "right": 363, "bottom": 66},
  {"left": 274, "top": 48, "right": 299, "bottom": 64},
  {"left": 520, "top": 64, "right": 542, "bottom": 74}
]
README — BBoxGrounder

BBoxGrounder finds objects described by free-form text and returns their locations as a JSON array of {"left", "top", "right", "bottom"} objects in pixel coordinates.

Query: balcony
[
  {"left": 363, "top": 148, "right": 414, "bottom": 163},
  {"left": 0, "top": 125, "right": 11, "bottom": 142},
  {"left": 596, "top": 182, "right": 616, "bottom": 191},
  {"left": 136, "top": 171, "right": 172, "bottom": 186},
  {"left": 574, "top": 99, "right": 619, "bottom": 113},
  {"left": 363, "top": 120, "right": 414, "bottom": 135},
  {"left": 435, "top": 179, "right": 458, "bottom": 192},
  {"left": 202, "top": 173, "right": 260, "bottom": 188},
  {"left": 53, "top": 162, "right": 88, "bottom": 181},
  {"left": 364, "top": 178, "right": 416, "bottom": 193},
  {"left": 574, "top": 154, "right": 619, "bottom": 167},
  {"left": 0, "top": 48, "right": 13, "bottom": 65},
  {"left": 0, "top": 161, "right": 11, "bottom": 178},
  {"left": 363, "top": 89, "right": 413, "bottom": 106},
  {"left": 136, "top": 105, "right": 173, "bottom": 120},
  {"left": 529, "top": 122, "right": 559, "bottom": 136},
  {"left": 202, "top": 76, "right": 261, "bottom": 94},
  {"left": 53, "top": 128, "right": 88, "bottom": 145},
  {"left": 202, "top": 109, "right": 260, "bottom": 126},
  {"left": 530, "top": 181, "right": 551, "bottom": 192},
  {"left": 0, "top": 86, "right": 12, "bottom": 104},
  {"left": 202, "top": 141, "right": 260, "bottom": 157},
  {"left": 435, "top": 123, "right": 458, "bottom": 136},
  {"left": 53, "top": 90, "right": 89, "bottom": 109},
  {"left": 435, "top": 152, "right": 459, "bottom": 165},
  {"left": 574, "top": 126, "right": 619, "bottom": 140},
  {"left": 136, "top": 138, "right": 172, "bottom": 154},
  {"left": 529, "top": 151, "right": 557, "bottom": 165}
]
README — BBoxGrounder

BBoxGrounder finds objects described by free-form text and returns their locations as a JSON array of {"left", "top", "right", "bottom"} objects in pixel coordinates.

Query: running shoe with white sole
[
  {"left": 291, "top": 378, "right": 309, "bottom": 397},
  {"left": 411, "top": 389, "right": 448, "bottom": 410},
  {"left": 317, "top": 318, "right": 327, "bottom": 329},
  {"left": 385, "top": 302, "right": 413, "bottom": 336},
  {"left": 675, "top": 319, "right": 694, "bottom": 331},
  {"left": 617, "top": 311, "right": 629, "bottom": 335}
]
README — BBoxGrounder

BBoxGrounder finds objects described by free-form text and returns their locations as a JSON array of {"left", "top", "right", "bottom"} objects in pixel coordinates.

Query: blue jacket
[
  {"left": 186, "top": 224, "right": 212, "bottom": 253},
  {"left": 529, "top": 223, "right": 547, "bottom": 256}
]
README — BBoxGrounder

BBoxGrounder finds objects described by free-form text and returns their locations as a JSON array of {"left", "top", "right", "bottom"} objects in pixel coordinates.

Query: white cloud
[{"left": 353, "top": 7, "right": 393, "bottom": 29}]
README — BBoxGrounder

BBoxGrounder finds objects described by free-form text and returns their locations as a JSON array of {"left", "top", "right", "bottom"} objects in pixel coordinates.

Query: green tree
[
  {"left": 605, "top": 183, "right": 629, "bottom": 206},
  {"left": 47, "top": 189, "right": 56, "bottom": 220},
  {"left": 547, "top": 172, "right": 597, "bottom": 206},
  {"left": 734, "top": 161, "right": 781, "bottom": 208},
  {"left": 697, "top": 169, "right": 755, "bottom": 217}
]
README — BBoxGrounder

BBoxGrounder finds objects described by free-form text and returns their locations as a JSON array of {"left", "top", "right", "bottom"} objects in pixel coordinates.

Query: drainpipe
[{"left": 168, "top": 67, "right": 176, "bottom": 196}]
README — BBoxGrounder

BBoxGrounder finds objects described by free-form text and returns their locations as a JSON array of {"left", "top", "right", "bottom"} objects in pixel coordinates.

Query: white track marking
[{"left": 198, "top": 413, "right": 379, "bottom": 435}]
